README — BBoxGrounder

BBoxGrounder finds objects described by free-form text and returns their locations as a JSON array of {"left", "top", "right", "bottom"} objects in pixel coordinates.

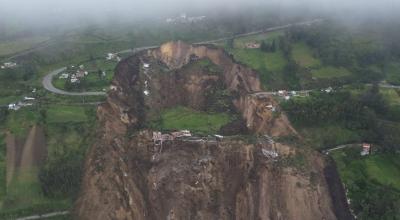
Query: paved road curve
[
  {"left": 42, "top": 67, "right": 106, "bottom": 96},
  {"left": 42, "top": 20, "right": 323, "bottom": 96}
]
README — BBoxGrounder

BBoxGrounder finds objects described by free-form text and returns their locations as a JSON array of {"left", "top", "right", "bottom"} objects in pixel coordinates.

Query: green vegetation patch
[
  {"left": 5, "top": 108, "right": 39, "bottom": 136},
  {"left": 364, "top": 154, "right": 400, "bottom": 190},
  {"left": 386, "top": 62, "right": 400, "bottom": 85},
  {"left": 301, "top": 125, "right": 361, "bottom": 150},
  {"left": 311, "top": 66, "right": 351, "bottom": 79},
  {"left": 234, "top": 31, "right": 283, "bottom": 49},
  {"left": 158, "top": 106, "right": 233, "bottom": 134},
  {"left": 331, "top": 148, "right": 400, "bottom": 219},
  {"left": 0, "top": 36, "right": 50, "bottom": 56},
  {"left": 47, "top": 106, "right": 88, "bottom": 124},
  {"left": 380, "top": 88, "right": 400, "bottom": 106},
  {"left": 0, "top": 134, "right": 5, "bottom": 201},
  {"left": 229, "top": 48, "right": 286, "bottom": 73},
  {"left": 292, "top": 42, "right": 321, "bottom": 68}
]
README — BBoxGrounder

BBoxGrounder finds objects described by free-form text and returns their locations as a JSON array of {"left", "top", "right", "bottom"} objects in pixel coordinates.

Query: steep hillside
[{"left": 74, "top": 41, "right": 353, "bottom": 220}]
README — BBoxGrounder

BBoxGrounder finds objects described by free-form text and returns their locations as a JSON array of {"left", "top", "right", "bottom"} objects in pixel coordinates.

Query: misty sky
[{"left": 0, "top": 0, "right": 399, "bottom": 26}]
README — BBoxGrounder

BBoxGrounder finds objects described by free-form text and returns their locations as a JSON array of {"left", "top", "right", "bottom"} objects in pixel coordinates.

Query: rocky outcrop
[{"left": 74, "top": 42, "right": 353, "bottom": 220}]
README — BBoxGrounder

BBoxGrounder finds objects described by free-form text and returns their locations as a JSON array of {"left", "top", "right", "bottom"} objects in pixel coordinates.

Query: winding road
[{"left": 41, "top": 19, "right": 323, "bottom": 96}]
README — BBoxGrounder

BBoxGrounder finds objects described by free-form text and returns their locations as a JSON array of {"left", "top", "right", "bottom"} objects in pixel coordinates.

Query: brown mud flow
[
  {"left": 6, "top": 125, "right": 47, "bottom": 186},
  {"left": 74, "top": 41, "right": 353, "bottom": 220}
]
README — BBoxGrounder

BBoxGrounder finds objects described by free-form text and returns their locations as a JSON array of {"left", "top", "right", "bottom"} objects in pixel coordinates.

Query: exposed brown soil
[
  {"left": 5, "top": 125, "right": 47, "bottom": 185},
  {"left": 74, "top": 41, "right": 353, "bottom": 220}
]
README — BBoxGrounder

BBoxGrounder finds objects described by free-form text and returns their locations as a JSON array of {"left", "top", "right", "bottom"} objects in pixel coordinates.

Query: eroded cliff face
[
  {"left": 149, "top": 42, "right": 297, "bottom": 136},
  {"left": 74, "top": 42, "right": 352, "bottom": 220}
]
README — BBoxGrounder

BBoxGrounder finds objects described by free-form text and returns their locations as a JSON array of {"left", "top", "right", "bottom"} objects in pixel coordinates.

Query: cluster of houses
[
  {"left": 59, "top": 65, "right": 89, "bottom": 84},
  {"left": 106, "top": 53, "right": 121, "bottom": 62},
  {"left": 8, "top": 96, "right": 35, "bottom": 111},
  {"left": 153, "top": 130, "right": 192, "bottom": 145},
  {"left": 1, "top": 62, "right": 17, "bottom": 69},
  {"left": 274, "top": 90, "right": 301, "bottom": 101},
  {"left": 166, "top": 13, "right": 206, "bottom": 24}
]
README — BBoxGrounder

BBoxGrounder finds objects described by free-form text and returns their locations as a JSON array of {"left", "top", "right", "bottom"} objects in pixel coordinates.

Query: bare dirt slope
[
  {"left": 6, "top": 125, "right": 47, "bottom": 186},
  {"left": 74, "top": 42, "right": 353, "bottom": 220}
]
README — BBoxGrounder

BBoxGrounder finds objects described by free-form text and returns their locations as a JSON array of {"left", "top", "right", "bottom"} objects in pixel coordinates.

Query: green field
[
  {"left": 0, "top": 36, "right": 50, "bottom": 57},
  {"left": 332, "top": 149, "right": 400, "bottom": 191},
  {"left": 230, "top": 48, "right": 286, "bottom": 73},
  {"left": 386, "top": 62, "right": 400, "bottom": 85},
  {"left": 234, "top": 31, "right": 283, "bottom": 49},
  {"left": 292, "top": 42, "right": 321, "bottom": 68},
  {"left": 157, "top": 106, "right": 233, "bottom": 134},
  {"left": 47, "top": 106, "right": 88, "bottom": 124},
  {"left": 5, "top": 108, "right": 40, "bottom": 136},
  {"left": 0, "top": 134, "right": 5, "bottom": 205},
  {"left": 311, "top": 66, "right": 351, "bottom": 79},
  {"left": 331, "top": 147, "right": 400, "bottom": 218},
  {"left": 228, "top": 48, "right": 287, "bottom": 88},
  {"left": 381, "top": 88, "right": 400, "bottom": 106},
  {"left": 301, "top": 125, "right": 361, "bottom": 149}
]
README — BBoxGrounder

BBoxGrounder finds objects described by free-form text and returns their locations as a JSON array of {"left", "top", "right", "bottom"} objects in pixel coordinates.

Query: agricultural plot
[
  {"left": 0, "top": 36, "right": 50, "bottom": 57},
  {"left": 311, "top": 66, "right": 351, "bottom": 79},
  {"left": 233, "top": 31, "right": 283, "bottom": 49},
  {"left": 157, "top": 106, "right": 234, "bottom": 134},
  {"left": 292, "top": 42, "right": 321, "bottom": 68},
  {"left": 386, "top": 62, "right": 400, "bottom": 85},
  {"left": 46, "top": 106, "right": 88, "bottom": 124}
]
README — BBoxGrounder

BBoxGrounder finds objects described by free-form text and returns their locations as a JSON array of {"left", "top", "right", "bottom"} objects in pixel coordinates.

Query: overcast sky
[{"left": 0, "top": 0, "right": 399, "bottom": 27}]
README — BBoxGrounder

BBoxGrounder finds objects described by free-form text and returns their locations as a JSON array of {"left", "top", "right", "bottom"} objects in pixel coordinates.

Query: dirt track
[
  {"left": 6, "top": 126, "right": 47, "bottom": 186},
  {"left": 19, "top": 126, "right": 46, "bottom": 170}
]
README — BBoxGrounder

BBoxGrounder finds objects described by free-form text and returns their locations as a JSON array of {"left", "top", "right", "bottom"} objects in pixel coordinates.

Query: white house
[
  {"left": 361, "top": 143, "right": 371, "bottom": 156},
  {"left": 3, "top": 62, "right": 17, "bottom": 69},
  {"left": 8, "top": 103, "right": 20, "bottom": 111},
  {"left": 24, "top": 97, "right": 35, "bottom": 101},
  {"left": 59, "top": 73, "right": 69, "bottom": 79}
]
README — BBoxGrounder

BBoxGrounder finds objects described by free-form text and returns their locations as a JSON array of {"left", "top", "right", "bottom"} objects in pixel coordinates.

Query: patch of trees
[
  {"left": 260, "top": 40, "right": 277, "bottom": 53},
  {"left": 0, "top": 108, "right": 8, "bottom": 125},
  {"left": 287, "top": 22, "right": 392, "bottom": 84},
  {"left": 0, "top": 62, "right": 38, "bottom": 82},
  {"left": 282, "top": 86, "right": 400, "bottom": 152},
  {"left": 39, "top": 150, "right": 84, "bottom": 198}
]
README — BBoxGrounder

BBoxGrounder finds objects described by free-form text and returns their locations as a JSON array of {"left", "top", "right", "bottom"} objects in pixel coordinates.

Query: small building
[
  {"left": 110, "top": 85, "right": 118, "bottom": 91},
  {"left": 266, "top": 105, "right": 276, "bottom": 112},
  {"left": 2, "top": 62, "right": 17, "bottom": 69},
  {"left": 278, "top": 90, "right": 287, "bottom": 96},
  {"left": 361, "top": 143, "right": 371, "bottom": 156},
  {"left": 8, "top": 103, "right": 20, "bottom": 111},
  {"left": 153, "top": 132, "right": 163, "bottom": 144},
  {"left": 245, "top": 42, "right": 261, "bottom": 49},
  {"left": 75, "top": 70, "right": 87, "bottom": 78},
  {"left": 71, "top": 75, "right": 79, "bottom": 83},
  {"left": 107, "top": 53, "right": 121, "bottom": 62},
  {"left": 171, "top": 130, "right": 192, "bottom": 138},
  {"left": 59, "top": 73, "right": 69, "bottom": 79},
  {"left": 324, "top": 87, "right": 333, "bottom": 93},
  {"left": 24, "top": 97, "right": 35, "bottom": 101},
  {"left": 262, "top": 148, "right": 279, "bottom": 159},
  {"left": 143, "top": 63, "right": 150, "bottom": 69},
  {"left": 284, "top": 96, "right": 291, "bottom": 101}
]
